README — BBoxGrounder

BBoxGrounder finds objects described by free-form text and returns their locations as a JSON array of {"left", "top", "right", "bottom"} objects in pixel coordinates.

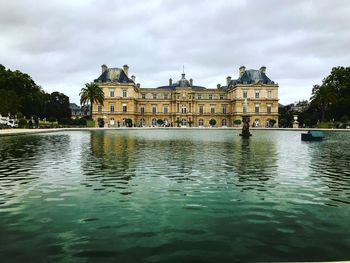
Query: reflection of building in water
[
  {"left": 228, "top": 137, "right": 278, "bottom": 189},
  {"left": 91, "top": 64, "right": 279, "bottom": 128},
  {"left": 81, "top": 132, "right": 138, "bottom": 192}
]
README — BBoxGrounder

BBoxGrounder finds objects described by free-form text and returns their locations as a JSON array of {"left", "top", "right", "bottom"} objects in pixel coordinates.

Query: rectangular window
[
  {"left": 142, "top": 93, "right": 146, "bottom": 99},
  {"left": 220, "top": 94, "right": 224, "bottom": 100},
  {"left": 98, "top": 105, "right": 102, "bottom": 112},
  {"left": 267, "top": 104, "right": 272, "bottom": 114},
  {"left": 211, "top": 106, "right": 215, "bottom": 114},
  {"left": 255, "top": 104, "right": 260, "bottom": 113},
  {"left": 164, "top": 106, "right": 168, "bottom": 114},
  {"left": 209, "top": 94, "right": 212, "bottom": 100},
  {"left": 181, "top": 106, "right": 187, "bottom": 114},
  {"left": 199, "top": 105, "right": 204, "bottom": 114},
  {"left": 255, "top": 90, "right": 260, "bottom": 99},
  {"left": 140, "top": 106, "right": 145, "bottom": 113},
  {"left": 267, "top": 90, "right": 272, "bottom": 99},
  {"left": 222, "top": 106, "right": 227, "bottom": 114},
  {"left": 153, "top": 94, "right": 157, "bottom": 99},
  {"left": 164, "top": 94, "right": 168, "bottom": 100},
  {"left": 152, "top": 106, "right": 157, "bottom": 114},
  {"left": 110, "top": 90, "right": 114, "bottom": 97},
  {"left": 122, "top": 105, "right": 127, "bottom": 112},
  {"left": 198, "top": 94, "right": 202, "bottom": 100},
  {"left": 110, "top": 104, "right": 114, "bottom": 113},
  {"left": 243, "top": 90, "right": 248, "bottom": 98},
  {"left": 122, "top": 90, "right": 127, "bottom": 98}
]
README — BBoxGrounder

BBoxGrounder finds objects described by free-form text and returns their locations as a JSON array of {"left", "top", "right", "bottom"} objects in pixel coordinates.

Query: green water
[{"left": 0, "top": 130, "right": 349, "bottom": 262}]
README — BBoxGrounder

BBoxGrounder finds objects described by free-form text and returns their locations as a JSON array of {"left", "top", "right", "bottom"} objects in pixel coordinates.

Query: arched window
[
  {"left": 139, "top": 118, "right": 145, "bottom": 127},
  {"left": 181, "top": 119, "right": 187, "bottom": 126},
  {"left": 198, "top": 119, "right": 204, "bottom": 126},
  {"left": 222, "top": 119, "right": 227, "bottom": 127},
  {"left": 152, "top": 118, "right": 157, "bottom": 126}
]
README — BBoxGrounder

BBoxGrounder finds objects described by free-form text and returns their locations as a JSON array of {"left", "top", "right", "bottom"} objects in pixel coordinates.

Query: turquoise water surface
[{"left": 0, "top": 129, "right": 349, "bottom": 262}]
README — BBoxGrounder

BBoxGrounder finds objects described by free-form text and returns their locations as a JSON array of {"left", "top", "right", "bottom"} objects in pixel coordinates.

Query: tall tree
[
  {"left": 80, "top": 82, "right": 104, "bottom": 118},
  {"left": 310, "top": 84, "right": 336, "bottom": 121},
  {"left": 310, "top": 67, "right": 350, "bottom": 122},
  {"left": 45, "top": 92, "right": 71, "bottom": 120}
]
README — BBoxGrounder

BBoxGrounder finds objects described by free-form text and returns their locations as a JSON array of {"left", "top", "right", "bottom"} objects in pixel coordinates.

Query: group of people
[{"left": 28, "top": 118, "right": 39, "bottom": 129}]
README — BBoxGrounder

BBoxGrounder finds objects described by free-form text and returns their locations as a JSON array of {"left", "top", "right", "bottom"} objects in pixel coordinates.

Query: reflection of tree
[
  {"left": 307, "top": 132, "right": 350, "bottom": 204},
  {"left": 0, "top": 134, "right": 71, "bottom": 204}
]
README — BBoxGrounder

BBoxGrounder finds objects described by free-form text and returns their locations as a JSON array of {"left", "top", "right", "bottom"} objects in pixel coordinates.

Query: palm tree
[{"left": 80, "top": 82, "right": 104, "bottom": 119}]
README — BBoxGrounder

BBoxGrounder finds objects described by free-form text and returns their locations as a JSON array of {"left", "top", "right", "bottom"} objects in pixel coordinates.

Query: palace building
[{"left": 92, "top": 64, "right": 279, "bottom": 127}]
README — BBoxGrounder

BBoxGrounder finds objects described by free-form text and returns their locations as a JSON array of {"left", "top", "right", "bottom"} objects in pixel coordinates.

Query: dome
[{"left": 177, "top": 73, "right": 191, "bottom": 87}]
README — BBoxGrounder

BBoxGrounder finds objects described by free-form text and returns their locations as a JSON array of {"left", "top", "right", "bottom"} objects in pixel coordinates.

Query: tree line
[
  {"left": 0, "top": 64, "right": 71, "bottom": 120},
  {"left": 279, "top": 67, "right": 350, "bottom": 128}
]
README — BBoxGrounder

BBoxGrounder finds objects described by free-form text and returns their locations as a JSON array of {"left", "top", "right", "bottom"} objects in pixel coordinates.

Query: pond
[{"left": 0, "top": 129, "right": 349, "bottom": 262}]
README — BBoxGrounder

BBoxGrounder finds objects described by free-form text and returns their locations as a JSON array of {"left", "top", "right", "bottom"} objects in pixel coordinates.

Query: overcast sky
[{"left": 1, "top": 0, "right": 349, "bottom": 105}]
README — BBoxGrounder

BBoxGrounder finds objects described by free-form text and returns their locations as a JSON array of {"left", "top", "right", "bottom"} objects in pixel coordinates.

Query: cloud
[{"left": 0, "top": 0, "right": 349, "bottom": 104}]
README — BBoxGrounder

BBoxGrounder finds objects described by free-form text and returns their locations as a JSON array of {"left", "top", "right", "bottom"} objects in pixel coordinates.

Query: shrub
[
  {"left": 86, "top": 120, "right": 95, "bottom": 128},
  {"left": 209, "top": 119, "right": 217, "bottom": 126},
  {"left": 316, "top": 122, "right": 332, "bottom": 128},
  {"left": 47, "top": 117, "right": 57, "bottom": 123},
  {"left": 77, "top": 118, "right": 87, "bottom": 126},
  {"left": 18, "top": 118, "right": 28, "bottom": 128},
  {"left": 59, "top": 118, "right": 71, "bottom": 125},
  {"left": 340, "top": 115, "right": 349, "bottom": 123},
  {"left": 234, "top": 119, "right": 241, "bottom": 126}
]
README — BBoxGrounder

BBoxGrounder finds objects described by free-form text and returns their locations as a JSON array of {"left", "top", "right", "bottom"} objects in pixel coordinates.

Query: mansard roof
[
  {"left": 94, "top": 67, "right": 134, "bottom": 83},
  {"left": 237, "top": 69, "right": 274, "bottom": 85},
  {"left": 156, "top": 72, "right": 206, "bottom": 90}
]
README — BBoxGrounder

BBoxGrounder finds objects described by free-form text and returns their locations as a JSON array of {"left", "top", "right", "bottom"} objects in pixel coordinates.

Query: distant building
[
  {"left": 290, "top": 100, "right": 309, "bottom": 112},
  {"left": 69, "top": 103, "right": 90, "bottom": 118},
  {"left": 91, "top": 64, "right": 279, "bottom": 127}
]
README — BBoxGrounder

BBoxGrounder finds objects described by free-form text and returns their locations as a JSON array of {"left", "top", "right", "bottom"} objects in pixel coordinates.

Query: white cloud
[{"left": 0, "top": 0, "right": 349, "bottom": 105}]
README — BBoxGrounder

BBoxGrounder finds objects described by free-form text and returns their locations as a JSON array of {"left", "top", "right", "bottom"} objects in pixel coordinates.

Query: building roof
[
  {"left": 236, "top": 69, "right": 274, "bottom": 85},
  {"left": 94, "top": 67, "right": 134, "bottom": 83},
  {"left": 156, "top": 72, "right": 206, "bottom": 90}
]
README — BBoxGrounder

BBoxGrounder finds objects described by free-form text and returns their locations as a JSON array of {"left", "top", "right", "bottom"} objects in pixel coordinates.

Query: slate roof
[
  {"left": 94, "top": 67, "right": 134, "bottom": 83},
  {"left": 235, "top": 69, "right": 274, "bottom": 85},
  {"left": 156, "top": 73, "right": 206, "bottom": 90}
]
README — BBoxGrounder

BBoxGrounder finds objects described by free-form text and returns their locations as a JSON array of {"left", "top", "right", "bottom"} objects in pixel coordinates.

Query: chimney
[
  {"left": 260, "top": 66, "right": 266, "bottom": 74},
  {"left": 239, "top": 66, "right": 246, "bottom": 77},
  {"left": 190, "top": 78, "right": 193, "bottom": 86},
  {"left": 101, "top": 64, "right": 107, "bottom": 74},
  {"left": 217, "top": 84, "right": 221, "bottom": 89},
  {"left": 169, "top": 78, "right": 172, "bottom": 85},
  {"left": 131, "top": 75, "right": 136, "bottom": 82},
  {"left": 226, "top": 76, "right": 232, "bottom": 86},
  {"left": 123, "top": 64, "right": 129, "bottom": 76},
  {"left": 137, "top": 83, "right": 140, "bottom": 88}
]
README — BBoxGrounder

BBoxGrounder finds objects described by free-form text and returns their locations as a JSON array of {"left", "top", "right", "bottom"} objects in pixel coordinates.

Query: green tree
[
  {"left": 310, "top": 84, "right": 336, "bottom": 122},
  {"left": 234, "top": 119, "right": 241, "bottom": 127},
  {"left": 45, "top": 92, "right": 71, "bottom": 120},
  {"left": 310, "top": 67, "right": 350, "bottom": 122},
  {"left": 80, "top": 82, "right": 104, "bottom": 118}
]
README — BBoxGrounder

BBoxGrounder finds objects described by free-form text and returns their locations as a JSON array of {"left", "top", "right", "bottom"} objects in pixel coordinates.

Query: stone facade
[{"left": 92, "top": 65, "right": 279, "bottom": 128}]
